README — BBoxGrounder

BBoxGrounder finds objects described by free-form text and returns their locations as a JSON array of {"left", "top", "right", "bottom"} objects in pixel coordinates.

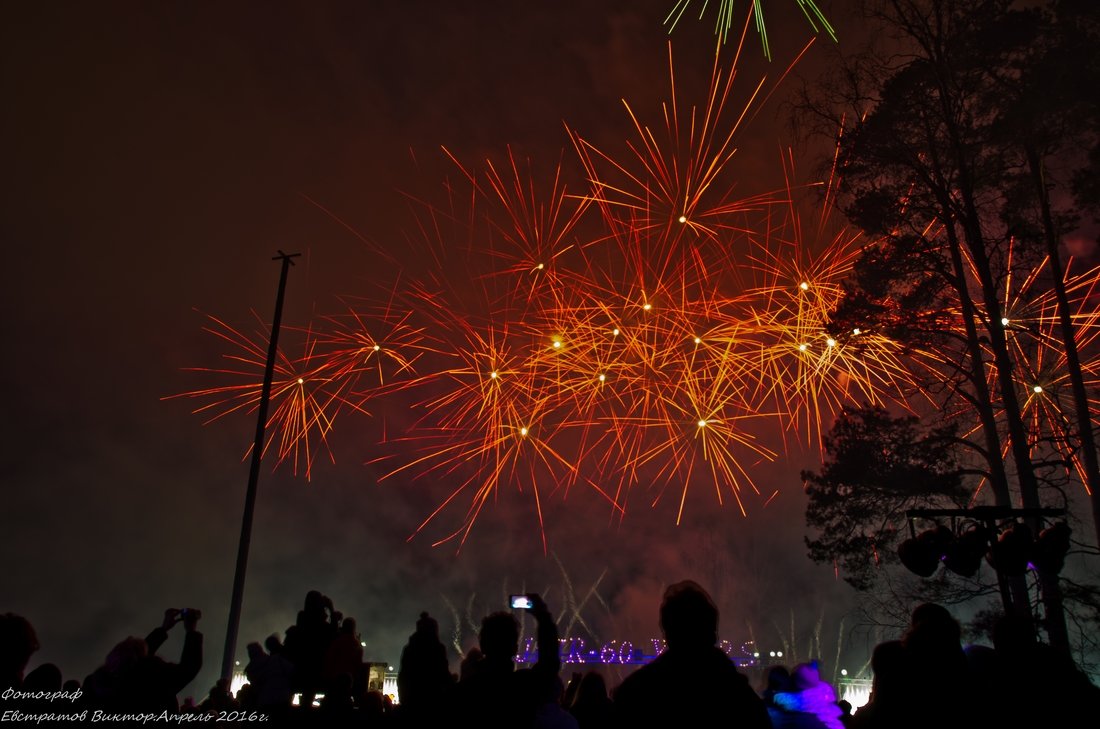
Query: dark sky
[{"left": 2, "top": 0, "right": 868, "bottom": 699}]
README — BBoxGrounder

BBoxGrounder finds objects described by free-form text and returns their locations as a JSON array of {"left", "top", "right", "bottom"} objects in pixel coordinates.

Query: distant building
[{"left": 230, "top": 662, "right": 401, "bottom": 705}]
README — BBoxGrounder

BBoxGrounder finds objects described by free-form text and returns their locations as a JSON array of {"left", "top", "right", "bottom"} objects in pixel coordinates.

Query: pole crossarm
[{"left": 906, "top": 506, "right": 1065, "bottom": 521}]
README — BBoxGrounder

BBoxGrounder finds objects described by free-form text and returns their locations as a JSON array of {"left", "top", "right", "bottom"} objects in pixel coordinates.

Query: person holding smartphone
[
  {"left": 82, "top": 607, "right": 203, "bottom": 714},
  {"left": 454, "top": 592, "right": 562, "bottom": 729}
]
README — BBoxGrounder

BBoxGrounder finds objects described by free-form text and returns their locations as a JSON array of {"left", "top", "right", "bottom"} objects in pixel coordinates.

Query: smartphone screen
[{"left": 510, "top": 594, "right": 533, "bottom": 609}]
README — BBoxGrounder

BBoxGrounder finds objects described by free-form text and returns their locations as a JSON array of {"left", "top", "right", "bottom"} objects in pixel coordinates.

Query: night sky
[{"left": 2, "top": 1, "right": 867, "bottom": 699}]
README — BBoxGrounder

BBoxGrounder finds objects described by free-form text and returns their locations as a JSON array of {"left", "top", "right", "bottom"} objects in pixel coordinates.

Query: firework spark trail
[
  {"left": 569, "top": 40, "right": 786, "bottom": 279},
  {"left": 904, "top": 232, "right": 1100, "bottom": 503},
  {"left": 663, "top": 0, "right": 837, "bottom": 59},
  {"left": 163, "top": 311, "right": 347, "bottom": 480},
  {"left": 732, "top": 151, "right": 924, "bottom": 449},
  {"left": 742, "top": 230, "right": 917, "bottom": 447},
  {"left": 440, "top": 146, "right": 590, "bottom": 316},
  {"left": 442, "top": 595, "right": 465, "bottom": 658},
  {"left": 613, "top": 336, "right": 781, "bottom": 523},
  {"left": 995, "top": 256, "right": 1100, "bottom": 489},
  {"left": 545, "top": 242, "right": 771, "bottom": 518},
  {"left": 313, "top": 293, "right": 439, "bottom": 394},
  {"left": 551, "top": 552, "right": 611, "bottom": 642},
  {"left": 362, "top": 259, "right": 626, "bottom": 550}
]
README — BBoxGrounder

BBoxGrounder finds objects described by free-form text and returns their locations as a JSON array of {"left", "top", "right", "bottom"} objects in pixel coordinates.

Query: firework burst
[
  {"left": 995, "top": 254, "right": 1100, "bottom": 487},
  {"left": 663, "top": 0, "right": 837, "bottom": 60},
  {"left": 169, "top": 38, "right": 992, "bottom": 551},
  {"left": 164, "top": 312, "right": 346, "bottom": 479}
]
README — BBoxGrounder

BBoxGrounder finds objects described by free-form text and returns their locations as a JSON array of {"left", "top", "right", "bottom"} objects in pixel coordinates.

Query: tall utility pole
[{"left": 221, "top": 250, "right": 300, "bottom": 682}]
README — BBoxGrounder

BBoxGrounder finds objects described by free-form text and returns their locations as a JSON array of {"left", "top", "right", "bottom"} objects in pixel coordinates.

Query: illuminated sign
[{"left": 516, "top": 638, "right": 759, "bottom": 667}]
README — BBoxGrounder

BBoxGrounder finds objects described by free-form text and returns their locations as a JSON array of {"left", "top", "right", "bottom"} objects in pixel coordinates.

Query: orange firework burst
[
  {"left": 164, "top": 311, "right": 348, "bottom": 479},
  {"left": 442, "top": 145, "right": 590, "bottom": 314},
  {"left": 568, "top": 40, "right": 800, "bottom": 279},
  {"left": 992, "top": 253, "right": 1100, "bottom": 487},
  {"left": 312, "top": 292, "right": 440, "bottom": 394},
  {"left": 732, "top": 150, "right": 922, "bottom": 448},
  {"left": 170, "top": 39, "right": 957, "bottom": 551}
]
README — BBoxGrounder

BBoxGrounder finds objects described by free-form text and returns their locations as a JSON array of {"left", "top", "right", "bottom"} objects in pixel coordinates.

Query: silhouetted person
[
  {"left": 900, "top": 602, "right": 972, "bottom": 729},
  {"left": 962, "top": 641, "right": 1000, "bottom": 723},
  {"left": 991, "top": 612, "right": 1100, "bottom": 725},
  {"left": 13, "top": 662, "right": 64, "bottom": 713},
  {"left": 245, "top": 638, "right": 294, "bottom": 715},
  {"left": 568, "top": 670, "right": 615, "bottom": 728},
  {"left": 396, "top": 611, "right": 454, "bottom": 726},
  {"left": 199, "top": 677, "right": 238, "bottom": 712},
  {"left": 0, "top": 612, "right": 39, "bottom": 689},
  {"left": 562, "top": 671, "right": 582, "bottom": 709},
  {"left": 318, "top": 672, "right": 356, "bottom": 727},
  {"left": 83, "top": 607, "right": 203, "bottom": 713},
  {"left": 612, "top": 580, "right": 770, "bottom": 728},
  {"left": 22, "top": 662, "right": 62, "bottom": 691},
  {"left": 235, "top": 682, "right": 255, "bottom": 711},
  {"left": 459, "top": 646, "right": 483, "bottom": 682},
  {"left": 837, "top": 699, "right": 853, "bottom": 728},
  {"left": 457, "top": 593, "right": 561, "bottom": 729},
  {"left": 532, "top": 673, "right": 579, "bottom": 728},
  {"left": 850, "top": 640, "right": 912, "bottom": 729},
  {"left": 283, "top": 590, "right": 337, "bottom": 707},
  {"left": 241, "top": 642, "right": 265, "bottom": 708},
  {"left": 359, "top": 689, "right": 385, "bottom": 723},
  {"left": 323, "top": 616, "right": 365, "bottom": 696}
]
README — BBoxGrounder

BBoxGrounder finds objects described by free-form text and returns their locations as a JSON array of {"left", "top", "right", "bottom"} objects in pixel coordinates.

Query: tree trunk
[
  {"left": 1025, "top": 143, "right": 1100, "bottom": 550},
  {"left": 948, "top": 108, "right": 1071, "bottom": 653}
]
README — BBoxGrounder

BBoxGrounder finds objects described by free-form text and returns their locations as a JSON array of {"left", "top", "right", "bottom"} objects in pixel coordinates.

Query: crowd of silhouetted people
[{"left": 4, "top": 580, "right": 1100, "bottom": 727}]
